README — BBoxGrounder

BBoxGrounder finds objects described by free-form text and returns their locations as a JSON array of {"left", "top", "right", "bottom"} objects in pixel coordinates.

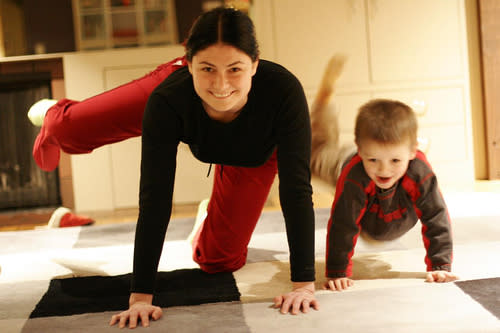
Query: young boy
[{"left": 310, "top": 56, "right": 459, "bottom": 291}]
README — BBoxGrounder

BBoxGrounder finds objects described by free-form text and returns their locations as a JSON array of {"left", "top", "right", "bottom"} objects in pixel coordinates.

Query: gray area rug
[
  {"left": 0, "top": 205, "right": 499, "bottom": 332},
  {"left": 18, "top": 282, "right": 500, "bottom": 333},
  {"left": 456, "top": 277, "right": 500, "bottom": 319}
]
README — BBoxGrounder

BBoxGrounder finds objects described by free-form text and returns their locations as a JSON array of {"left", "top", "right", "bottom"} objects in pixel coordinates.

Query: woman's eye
[
  {"left": 229, "top": 67, "right": 241, "bottom": 73},
  {"left": 202, "top": 67, "right": 214, "bottom": 72}
]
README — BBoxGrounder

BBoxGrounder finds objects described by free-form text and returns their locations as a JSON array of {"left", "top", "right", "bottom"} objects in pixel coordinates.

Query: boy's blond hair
[{"left": 355, "top": 99, "right": 418, "bottom": 148}]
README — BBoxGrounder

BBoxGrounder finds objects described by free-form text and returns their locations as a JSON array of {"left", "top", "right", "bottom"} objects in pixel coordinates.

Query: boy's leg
[
  {"left": 192, "top": 152, "right": 278, "bottom": 273},
  {"left": 32, "top": 57, "right": 187, "bottom": 171}
]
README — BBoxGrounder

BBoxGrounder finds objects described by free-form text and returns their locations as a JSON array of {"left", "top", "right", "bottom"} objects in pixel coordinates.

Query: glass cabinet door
[
  {"left": 110, "top": 0, "right": 139, "bottom": 47},
  {"left": 78, "top": 0, "right": 107, "bottom": 49},
  {"left": 73, "top": 0, "right": 178, "bottom": 50},
  {"left": 143, "top": 0, "right": 171, "bottom": 45}
]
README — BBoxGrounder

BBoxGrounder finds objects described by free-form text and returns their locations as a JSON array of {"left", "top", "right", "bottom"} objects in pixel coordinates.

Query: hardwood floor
[
  {"left": 0, "top": 204, "right": 199, "bottom": 232},
  {"left": 0, "top": 207, "right": 54, "bottom": 231},
  {"left": 0, "top": 195, "right": 305, "bottom": 232},
  {"left": 1, "top": 179, "right": 499, "bottom": 232}
]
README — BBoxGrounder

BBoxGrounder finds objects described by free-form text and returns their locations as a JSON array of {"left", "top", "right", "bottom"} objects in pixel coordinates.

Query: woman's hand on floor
[
  {"left": 273, "top": 281, "right": 319, "bottom": 315},
  {"left": 109, "top": 293, "right": 162, "bottom": 328}
]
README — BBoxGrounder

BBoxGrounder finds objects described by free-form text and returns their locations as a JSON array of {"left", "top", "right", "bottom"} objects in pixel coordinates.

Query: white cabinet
[
  {"left": 260, "top": 0, "right": 370, "bottom": 92},
  {"left": 63, "top": 45, "right": 214, "bottom": 212},
  {"left": 253, "top": 0, "right": 474, "bottom": 190},
  {"left": 72, "top": 0, "right": 178, "bottom": 51},
  {"left": 367, "top": 0, "right": 465, "bottom": 82}
]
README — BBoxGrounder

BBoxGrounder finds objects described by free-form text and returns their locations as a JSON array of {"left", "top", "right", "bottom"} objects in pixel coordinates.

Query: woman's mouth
[{"left": 212, "top": 91, "right": 232, "bottom": 98}]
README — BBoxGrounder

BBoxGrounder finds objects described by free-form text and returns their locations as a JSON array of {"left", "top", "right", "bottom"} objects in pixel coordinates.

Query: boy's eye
[
  {"left": 368, "top": 158, "right": 377, "bottom": 163},
  {"left": 392, "top": 159, "right": 401, "bottom": 163}
]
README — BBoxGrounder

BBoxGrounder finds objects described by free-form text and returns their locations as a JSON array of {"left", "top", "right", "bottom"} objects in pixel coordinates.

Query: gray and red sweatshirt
[{"left": 326, "top": 150, "right": 453, "bottom": 278}]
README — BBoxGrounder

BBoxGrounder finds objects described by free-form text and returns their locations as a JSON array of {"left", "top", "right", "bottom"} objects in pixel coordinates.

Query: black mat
[
  {"left": 455, "top": 277, "right": 500, "bottom": 319},
  {"left": 30, "top": 269, "right": 240, "bottom": 318}
]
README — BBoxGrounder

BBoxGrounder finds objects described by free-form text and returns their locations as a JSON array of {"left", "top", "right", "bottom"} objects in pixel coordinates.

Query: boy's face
[{"left": 358, "top": 139, "right": 417, "bottom": 190}]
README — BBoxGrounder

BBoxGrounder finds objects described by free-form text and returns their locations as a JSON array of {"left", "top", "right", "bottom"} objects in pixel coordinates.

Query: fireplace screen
[{"left": 0, "top": 73, "right": 60, "bottom": 210}]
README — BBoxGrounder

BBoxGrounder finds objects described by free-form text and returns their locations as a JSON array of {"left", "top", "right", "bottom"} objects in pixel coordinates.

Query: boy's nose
[{"left": 377, "top": 162, "right": 390, "bottom": 174}]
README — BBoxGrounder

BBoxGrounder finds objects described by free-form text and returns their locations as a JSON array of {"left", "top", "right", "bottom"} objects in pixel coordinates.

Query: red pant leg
[
  {"left": 33, "top": 56, "right": 187, "bottom": 171},
  {"left": 192, "top": 152, "right": 278, "bottom": 273}
]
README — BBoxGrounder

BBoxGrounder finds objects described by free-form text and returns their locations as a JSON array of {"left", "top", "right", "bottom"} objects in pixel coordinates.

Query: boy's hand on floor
[
  {"left": 323, "top": 277, "right": 353, "bottom": 291},
  {"left": 425, "top": 270, "right": 459, "bottom": 283}
]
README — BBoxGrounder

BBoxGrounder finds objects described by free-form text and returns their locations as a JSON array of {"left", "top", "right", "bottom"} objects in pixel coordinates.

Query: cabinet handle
[
  {"left": 417, "top": 137, "right": 430, "bottom": 154},
  {"left": 349, "top": 0, "right": 362, "bottom": 13},
  {"left": 411, "top": 99, "right": 428, "bottom": 117},
  {"left": 368, "top": 0, "right": 378, "bottom": 19}
]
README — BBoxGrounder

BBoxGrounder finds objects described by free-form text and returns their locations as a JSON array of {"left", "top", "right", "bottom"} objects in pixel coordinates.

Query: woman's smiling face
[
  {"left": 358, "top": 138, "right": 417, "bottom": 190},
  {"left": 188, "top": 43, "right": 258, "bottom": 123}
]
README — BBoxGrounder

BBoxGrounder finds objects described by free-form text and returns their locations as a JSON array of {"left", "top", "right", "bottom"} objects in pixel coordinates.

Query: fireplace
[{"left": 0, "top": 72, "right": 60, "bottom": 210}]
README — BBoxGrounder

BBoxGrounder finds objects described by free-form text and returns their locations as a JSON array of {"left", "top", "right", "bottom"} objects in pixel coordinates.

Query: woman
[
  {"left": 31, "top": 7, "right": 318, "bottom": 328},
  {"left": 114, "top": 7, "right": 317, "bottom": 328}
]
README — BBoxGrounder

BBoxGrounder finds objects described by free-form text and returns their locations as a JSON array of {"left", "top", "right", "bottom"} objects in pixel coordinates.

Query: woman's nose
[{"left": 213, "top": 72, "right": 229, "bottom": 90}]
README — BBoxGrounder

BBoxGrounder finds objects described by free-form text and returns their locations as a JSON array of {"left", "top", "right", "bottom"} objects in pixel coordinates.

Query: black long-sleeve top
[
  {"left": 326, "top": 151, "right": 453, "bottom": 278},
  {"left": 131, "top": 60, "right": 315, "bottom": 294}
]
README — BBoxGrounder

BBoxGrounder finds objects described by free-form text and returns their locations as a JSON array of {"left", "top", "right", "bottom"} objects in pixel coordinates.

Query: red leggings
[
  {"left": 34, "top": 55, "right": 278, "bottom": 274},
  {"left": 33, "top": 56, "right": 188, "bottom": 172},
  {"left": 193, "top": 154, "right": 277, "bottom": 273}
]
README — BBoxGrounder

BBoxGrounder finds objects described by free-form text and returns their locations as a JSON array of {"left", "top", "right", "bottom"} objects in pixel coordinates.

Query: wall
[
  {"left": 478, "top": 0, "right": 500, "bottom": 179},
  {"left": 0, "top": 0, "right": 27, "bottom": 57},
  {"left": 465, "top": 0, "right": 486, "bottom": 180},
  {"left": 22, "top": 0, "right": 76, "bottom": 55},
  {"left": 175, "top": 0, "right": 203, "bottom": 42}
]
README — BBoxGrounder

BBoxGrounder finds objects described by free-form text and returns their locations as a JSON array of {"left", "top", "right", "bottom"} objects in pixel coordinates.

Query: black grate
[{"left": 0, "top": 72, "right": 61, "bottom": 210}]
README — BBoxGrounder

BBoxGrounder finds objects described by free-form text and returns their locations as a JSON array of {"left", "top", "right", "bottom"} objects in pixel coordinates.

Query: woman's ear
[
  {"left": 251, "top": 58, "right": 259, "bottom": 76},
  {"left": 187, "top": 61, "right": 193, "bottom": 74}
]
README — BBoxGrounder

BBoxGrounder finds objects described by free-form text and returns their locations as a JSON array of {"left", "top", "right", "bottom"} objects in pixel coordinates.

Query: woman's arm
[{"left": 110, "top": 92, "right": 180, "bottom": 328}]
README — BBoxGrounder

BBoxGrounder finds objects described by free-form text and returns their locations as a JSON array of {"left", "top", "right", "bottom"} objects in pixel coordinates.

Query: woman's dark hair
[{"left": 185, "top": 7, "right": 259, "bottom": 62}]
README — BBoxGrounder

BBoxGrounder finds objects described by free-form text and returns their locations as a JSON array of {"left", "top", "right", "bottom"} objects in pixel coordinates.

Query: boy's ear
[
  {"left": 356, "top": 143, "right": 362, "bottom": 155},
  {"left": 410, "top": 145, "right": 418, "bottom": 159}
]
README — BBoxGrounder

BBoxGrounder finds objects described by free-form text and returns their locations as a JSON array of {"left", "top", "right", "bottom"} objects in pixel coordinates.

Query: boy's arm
[
  {"left": 326, "top": 178, "right": 367, "bottom": 278},
  {"left": 412, "top": 157, "right": 453, "bottom": 272},
  {"left": 418, "top": 190, "right": 453, "bottom": 272}
]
